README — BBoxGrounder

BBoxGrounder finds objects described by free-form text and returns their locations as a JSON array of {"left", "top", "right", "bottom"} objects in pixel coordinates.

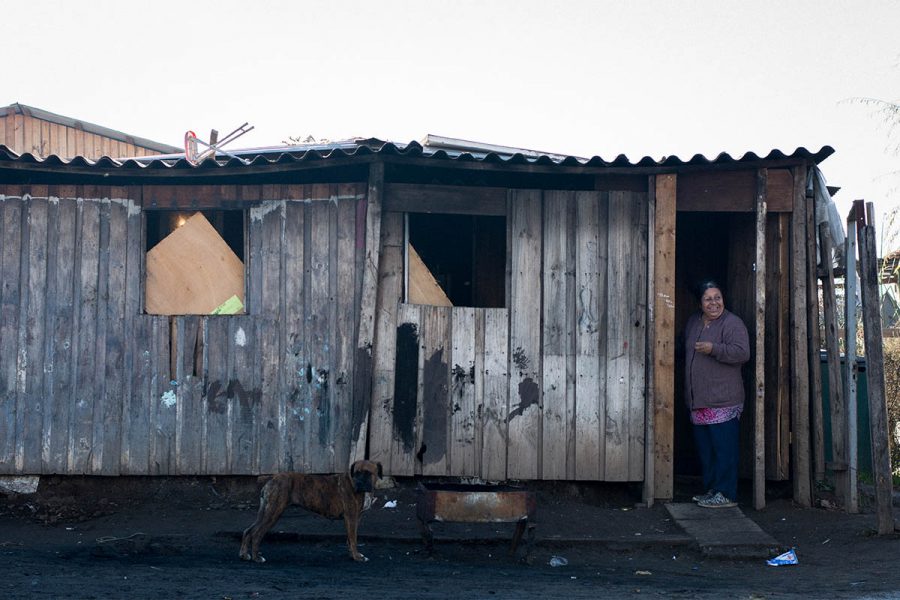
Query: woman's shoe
[
  {"left": 691, "top": 489, "right": 715, "bottom": 503},
  {"left": 697, "top": 492, "right": 737, "bottom": 508}
]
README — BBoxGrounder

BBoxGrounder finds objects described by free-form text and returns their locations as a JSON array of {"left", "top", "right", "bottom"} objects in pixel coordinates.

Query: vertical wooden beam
[
  {"left": 644, "top": 177, "right": 656, "bottom": 505},
  {"left": 790, "top": 166, "right": 812, "bottom": 507},
  {"left": 350, "top": 162, "right": 384, "bottom": 464},
  {"left": 651, "top": 174, "right": 676, "bottom": 501},
  {"left": 753, "top": 169, "right": 767, "bottom": 510},
  {"left": 843, "top": 211, "right": 859, "bottom": 513},
  {"left": 807, "top": 188, "right": 826, "bottom": 484},
  {"left": 857, "top": 204, "right": 894, "bottom": 535}
]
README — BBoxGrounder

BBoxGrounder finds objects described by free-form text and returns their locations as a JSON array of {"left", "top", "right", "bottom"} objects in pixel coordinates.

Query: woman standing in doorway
[{"left": 684, "top": 280, "right": 750, "bottom": 508}]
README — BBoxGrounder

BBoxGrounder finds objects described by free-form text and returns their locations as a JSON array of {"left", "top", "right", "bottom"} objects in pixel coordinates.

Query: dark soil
[{"left": 1, "top": 476, "right": 898, "bottom": 599}]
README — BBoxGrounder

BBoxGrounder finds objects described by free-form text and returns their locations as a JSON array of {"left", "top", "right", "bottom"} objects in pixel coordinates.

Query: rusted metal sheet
[{"left": 416, "top": 483, "right": 536, "bottom": 523}]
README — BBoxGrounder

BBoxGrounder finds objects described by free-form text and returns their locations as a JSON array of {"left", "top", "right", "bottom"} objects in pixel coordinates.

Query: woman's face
[{"left": 700, "top": 287, "right": 724, "bottom": 321}]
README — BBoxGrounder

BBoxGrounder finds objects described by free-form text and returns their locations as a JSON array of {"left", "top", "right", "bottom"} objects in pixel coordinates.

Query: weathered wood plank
[
  {"left": 651, "top": 176, "right": 676, "bottom": 498},
  {"left": 542, "top": 190, "right": 570, "bottom": 480},
  {"left": 70, "top": 195, "right": 100, "bottom": 473},
  {"left": 204, "top": 317, "right": 230, "bottom": 474},
  {"left": 421, "top": 304, "right": 450, "bottom": 476},
  {"left": 507, "top": 190, "right": 542, "bottom": 480},
  {"left": 626, "top": 191, "right": 648, "bottom": 481},
  {"left": 19, "top": 195, "right": 48, "bottom": 473},
  {"left": 370, "top": 211, "right": 403, "bottom": 471},
  {"left": 765, "top": 213, "right": 791, "bottom": 480},
  {"left": 392, "top": 303, "right": 420, "bottom": 476},
  {"left": 753, "top": 170, "right": 767, "bottom": 509},
  {"left": 0, "top": 195, "right": 23, "bottom": 473},
  {"left": 789, "top": 166, "right": 811, "bottom": 506},
  {"left": 258, "top": 199, "right": 285, "bottom": 473},
  {"left": 125, "top": 316, "right": 153, "bottom": 474},
  {"left": 283, "top": 196, "right": 308, "bottom": 471},
  {"left": 150, "top": 316, "right": 176, "bottom": 475},
  {"left": 574, "top": 191, "right": 602, "bottom": 481},
  {"left": 333, "top": 187, "right": 359, "bottom": 468},
  {"left": 120, "top": 189, "right": 145, "bottom": 474},
  {"left": 450, "top": 306, "right": 476, "bottom": 476},
  {"left": 230, "top": 316, "right": 258, "bottom": 474},
  {"left": 384, "top": 183, "right": 507, "bottom": 216},
  {"left": 175, "top": 317, "right": 204, "bottom": 474},
  {"left": 480, "top": 308, "right": 509, "bottom": 481},
  {"left": 307, "top": 191, "right": 336, "bottom": 472},
  {"left": 89, "top": 197, "right": 111, "bottom": 474},
  {"left": 44, "top": 192, "right": 76, "bottom": 472},
  {"left": 99, "top": 198, "right": 128, "bottom": 474},
  {"left": 677, "top": 171, "right": 756, "bottom": 212},
  {"left": 350, "top": 165, "right": 384, "bottom": 464}
]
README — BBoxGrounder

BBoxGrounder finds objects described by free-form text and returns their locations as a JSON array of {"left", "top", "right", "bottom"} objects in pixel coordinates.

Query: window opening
[
  {"left": 144, "top": 210, "right": 246, "bottom": 315},
  {"left": 406, "top": 212, "right": 506, "bottom": 308}
]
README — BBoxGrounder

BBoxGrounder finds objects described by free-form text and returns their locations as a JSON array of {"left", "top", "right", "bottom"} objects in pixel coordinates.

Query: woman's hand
[{"left": 694, "top": 341, "right": 714, "bottom": 355}]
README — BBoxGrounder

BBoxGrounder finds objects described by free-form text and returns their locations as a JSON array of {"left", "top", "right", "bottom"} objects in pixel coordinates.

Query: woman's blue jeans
[{"left": 692, "top": 416, "right": 740, "bottom": 500}]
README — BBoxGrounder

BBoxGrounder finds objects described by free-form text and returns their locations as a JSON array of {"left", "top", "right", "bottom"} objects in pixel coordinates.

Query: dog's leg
[
  {"left": 344, "top": 513, "right": 367, "bottom": 562},
  {"left": 240, "top": 486, "right": 286, "bottom": 563}
]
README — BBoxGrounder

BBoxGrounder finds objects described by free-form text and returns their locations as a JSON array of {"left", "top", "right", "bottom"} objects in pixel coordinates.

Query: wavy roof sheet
[{"left": 0, "top": 136, "right": 835, "bottom": 173}]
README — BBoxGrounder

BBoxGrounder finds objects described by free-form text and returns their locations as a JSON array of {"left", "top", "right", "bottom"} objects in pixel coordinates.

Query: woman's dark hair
[{"left": 694, "top": 279, "right": 724, "bottom": 300}]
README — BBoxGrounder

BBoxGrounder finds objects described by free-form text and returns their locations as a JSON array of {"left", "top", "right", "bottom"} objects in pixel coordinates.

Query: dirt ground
[{"left": 1, "top": 476, "right": 899, "bottom": 599}]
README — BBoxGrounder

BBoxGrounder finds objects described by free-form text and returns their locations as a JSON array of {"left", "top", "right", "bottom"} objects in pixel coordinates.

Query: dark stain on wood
[
  {"left": 393, "top": 322, "right": 419, "bottom": 452},
  {"left": 509, "top": 377, "right": 539, "bottom": 421},
  {"left": 205, "top": 380, "right": 228, "bottom": 414},
  {"left": 422, "top": 347, "right": 448, "bottom": 465}
]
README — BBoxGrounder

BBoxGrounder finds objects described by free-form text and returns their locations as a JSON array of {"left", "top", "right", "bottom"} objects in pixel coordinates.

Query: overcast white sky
[{"left": 5, "top": 0, "right": 900, "bottom": 251}]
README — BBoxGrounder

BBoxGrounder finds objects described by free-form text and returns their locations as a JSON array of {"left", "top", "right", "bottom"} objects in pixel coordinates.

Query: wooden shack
[
  {"left": 0, "top": 103, "right": 179, "bottom": 160},
  {"left": 0, "top": 136, "right": 833, "bottom": 504}
]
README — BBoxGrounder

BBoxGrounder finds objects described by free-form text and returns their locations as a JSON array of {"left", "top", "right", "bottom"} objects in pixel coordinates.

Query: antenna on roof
[{"left": 184, "top": 123, "right": 254, "bottom": 165}]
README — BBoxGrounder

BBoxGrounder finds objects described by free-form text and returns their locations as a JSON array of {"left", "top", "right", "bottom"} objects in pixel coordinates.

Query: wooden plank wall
[
  {"left": 0, "top": 182, "right": 367, "bottom": 476},
  {"left": 369, "top": 188, "right": 649, "bottom": 481},
  {"left": 0, "top": 113, "right": 165, "bottom": 159}
]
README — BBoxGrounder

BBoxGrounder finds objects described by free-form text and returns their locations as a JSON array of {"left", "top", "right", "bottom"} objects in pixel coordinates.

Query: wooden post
[
  {"left": 807, "top": 187, "right": 825, "bottom": 484},
  {"left": 350, "top": 162, "right": 384, "bottom": 464},
  {"left": 819, "top": 222, "right": 849, "bottom": 506},
  {"left": 644, "top": 177, "right": 656, "bottom": 506},
  {"left": 651, "top": 174, "right": 676, "bottom": 502},
  {"left": 753, "top": 169, "right": 767, "bottom": 510},
  {"left": 857, "top": 203, "right": 894, "bottom": 535},
  {"left": 844, "top": 212, "right": 859, "bottom": 513},
  {"left": 790, "top": 166, "right": 812, "bottom": 507}
]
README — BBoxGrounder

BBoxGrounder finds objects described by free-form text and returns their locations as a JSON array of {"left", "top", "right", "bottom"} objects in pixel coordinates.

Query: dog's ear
[{"left": 376, "top": 462, "right": 383, "bottom": 479}]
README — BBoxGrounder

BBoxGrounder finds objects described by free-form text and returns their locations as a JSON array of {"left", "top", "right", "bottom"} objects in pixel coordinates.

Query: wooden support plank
[
  {"left": 44, "top": 192, "right": 76, "bottom": 473},
  {"left": 334, "top": 187, "right": 359, "bottom": 468},
  {"left": 204, "top": 317, "right": 230, "bottom": 474},
  {"left": 820, "top": 221, "right": 849, "bottom": 506},
  {"left": 644, "top": 178, "right": 657, "bottom": 504},
  {"left": 350, "top": 163, "right": 384, "bottom": 464},
  {"left": 753, "top": 169, "right": 767, "bottom": 510},
  {"left": 125, "top": 316, "right": 153, "bottom": 474},
  {"left": 283, "top": 196, "right": 308, "bottom": 471},
  {"left": 17, "top": 195, "right": 47, "bottom": 473},
  {"left": 230, "top": 316, "right": 258, "bottom": 474},
  {"left": 858, "top": 218, "right": 894, "bottom": 534},
  {"left": 843, "top": 214, "right": 859, "bottom": 513},
  {"left": 541, "top": 190, "right": 571, "bottom": 480},
  {"left": 149, "top": 316, "right": 175, "bottom": 474},
  {"left": 626, "top": 191, "right": 649, "bottom": 481},
  {"left": 175, "top": 317, "right": 204, "bottom": 474},
  {"left": 421, "top": 304, "right": 450, "bottom": 476},
  {"left": 450, "top": 306, "right": 477, "bottom": 476},
  {"left": 258, "top": 199, "right": 285, "bottom": 473},
  {"left": 99, "top": 198, "right": 128, "bottom": 474},
  {"left": 764, "top": 213, "right": 791, "bottom": 479},
  {"left": 507, "top": 189, "right": 542, "bottom": 480},
  {"left": 789, "top": 166, "right": 812, "bottom": 506},
  {"left": 650, "top": 175, "right": 676, "bottom": 498},
  {"left": 574, "top": 191, "right": 603, "bottom": 481},
  {"left": 89, "top": 197, "right": 111, "bottom": 474},
  {"left": 69, "top": 195, "right": 100, "bottom": 473},
  {"left": 0, "top": 195, "right": 22, "bottom": 474},
  {"left": 120, "top": 188, "right": 145, "bottom": 473},
  {"left": 392, "top": 303, "right": 420, "bottom": 476},
  {"left": 604, "top": 191, "right": 633, "bottom": 481},
  {"left": 369, "top": 211, "right": 403, "bottom": 471},
  {"left": 807, "top": 189, "right": 825, "bottom": 484},
  {"left": 480, "top": 308, "right": 509, "bottom": 481},
  {"left": 408, "top": 243, "right": 453, "bottom": 306},
  {"left": 384, "top": 183, "right": 507, "bottom": 216}
]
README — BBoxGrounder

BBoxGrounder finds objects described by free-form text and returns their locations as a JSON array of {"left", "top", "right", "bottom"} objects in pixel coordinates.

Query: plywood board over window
[{"left": 145, "top": 212, "right": 245, "bottom": 315}]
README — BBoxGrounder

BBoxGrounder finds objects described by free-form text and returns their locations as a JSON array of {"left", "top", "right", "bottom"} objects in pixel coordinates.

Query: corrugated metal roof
[
  {"left": 0, "top": 134, "right": 835, "bottom": 173},
  {"left": 0, "top": 103, "right": 181, "bottom": 154}
]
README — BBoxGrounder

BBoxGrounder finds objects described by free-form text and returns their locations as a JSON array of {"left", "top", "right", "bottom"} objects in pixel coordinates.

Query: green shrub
[{"left": 884, "top": 337, "right": 900, "bottom": 474}]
